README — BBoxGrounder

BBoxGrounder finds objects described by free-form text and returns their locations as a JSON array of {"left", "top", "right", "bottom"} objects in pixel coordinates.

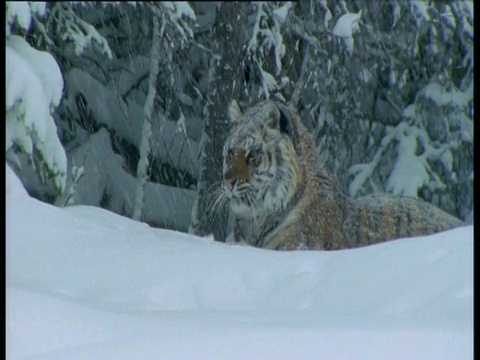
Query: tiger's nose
[{"left": 224, "top": 178, "right": 236, "bottom": 191}]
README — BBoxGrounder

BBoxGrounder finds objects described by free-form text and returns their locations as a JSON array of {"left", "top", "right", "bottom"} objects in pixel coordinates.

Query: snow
[
  {"left": 462, "top": 2, "right": 473, "bottom": 22},
  {"left": 171, "top": 1, "right": 196, "bottom": 21},
  {"left": 6, "top": 164, "right": 473, "bottom": 359},
  {"left": 262, "top": 70, "right": 279, "bottom": 95},
  {"left": 392, "top": 3, "right": 402, "bottom": 28},
  {"left": 410, "top": 1, "right": 430, "bottom": 23},
  {"left": 348, "top": 127, "right": 397, "bottom": 197},
  {"left": 7, "top": 35, "right": 63, "bottom": 108},
  {"left": 6, "top": 2, "right": 32, "bottom": 35},
  {"left": 5, "top": 47, "right": 47, "bottom": 143},
  {"left": 29, "top": 2, "right": 46, "bottom": 16},
  {"left": 332, "top": 10, "right": 362, "bottom": 54},
  {"left": 272, "top": 2, "right": 292, "bottom": 23},
  {"left": 332, "top": 11, "right": 362, "bottom": 38},
  {"left": 318, "top": 0, "right": 332, "bottom": 28},
  {"left": 161, "top": 2, "right": 196, "bottom": 40},
  {"left": 246, "top": 3, "right": 287, "bottom": 96},
  {"left": 5, "top": 37, "right": 67, "bottom": 191},
  {"left": 386, "top": 131, "right": 430, "bottom": 197},
  {"left": 68, "top": 18, "right": 113, "bottom": 59},
  {"left": 57, "top": 4, "right": 113, "bottom": 59},
  {"left": 63, "top": 68, "right": 200, "bottom": 177},
  {"left": 418, "top": 81, "right": 473, "bottom": 108}
]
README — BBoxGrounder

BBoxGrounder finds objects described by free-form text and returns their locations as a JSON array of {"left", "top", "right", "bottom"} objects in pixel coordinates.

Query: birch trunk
[{"left": 132, "top": 14, "right": 161, "bottom": 221}]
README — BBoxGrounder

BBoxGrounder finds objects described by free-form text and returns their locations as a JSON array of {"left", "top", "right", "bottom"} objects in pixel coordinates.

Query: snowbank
[{"left": 6, "top": 164, "right": 473, "bottom": 359}]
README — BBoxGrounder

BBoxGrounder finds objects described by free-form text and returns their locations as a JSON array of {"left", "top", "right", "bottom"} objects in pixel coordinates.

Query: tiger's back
[{"left": 342, "top": 193, "right": 463, "bottom": 249}]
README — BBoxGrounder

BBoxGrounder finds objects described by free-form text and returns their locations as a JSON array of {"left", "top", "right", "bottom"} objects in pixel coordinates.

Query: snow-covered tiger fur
[{"left": 220, "top": 100, "right": 463, "bottom": 250}]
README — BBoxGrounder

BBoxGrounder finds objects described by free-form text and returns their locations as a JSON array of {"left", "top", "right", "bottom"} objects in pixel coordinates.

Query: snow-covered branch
[{"left": 6, "top": 34, "right": 66, "bottom": 192}]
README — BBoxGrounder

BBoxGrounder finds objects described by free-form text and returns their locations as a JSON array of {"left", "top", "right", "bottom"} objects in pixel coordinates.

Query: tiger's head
[{"left": 222, "top": 100, "right": 305, "bottom": 217}]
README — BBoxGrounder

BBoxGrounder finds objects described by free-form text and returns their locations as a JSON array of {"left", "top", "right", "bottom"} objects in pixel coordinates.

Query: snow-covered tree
[
  {"left": 6, "top": 2, "right": 66, "bottom": 197},
  {"left": 323, "top": 1, "right": 473, "bottom": 222},
  {"left": 133, "top": 3, "right": 196, "bottom": 221},
  {"left": 189, "top": 3, "right": 249, "bottom": 240},
  {"left": 269, "top": 1, "right": 472, "bottom": 225},
  {"left": 50, "top": 2, "right": 199, "bottom": 230}
]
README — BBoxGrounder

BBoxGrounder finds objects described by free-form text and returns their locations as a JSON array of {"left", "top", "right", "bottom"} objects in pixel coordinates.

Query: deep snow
[{"left": 6, "top": 164, "right": 473, "bottom": 359}]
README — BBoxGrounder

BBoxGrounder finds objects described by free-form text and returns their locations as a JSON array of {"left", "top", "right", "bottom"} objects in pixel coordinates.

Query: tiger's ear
[
  {"left": 278, "top": 107, "right": 292, "bottom": 137},
  {"left": 268, "top": 102, "right": 292, "bottom": 137},
  {"left": 228, "top": 100, "right": 243, "bottom": 124},
  {"left": 275, "top": 103, "right": 301, "bottom": 153}
]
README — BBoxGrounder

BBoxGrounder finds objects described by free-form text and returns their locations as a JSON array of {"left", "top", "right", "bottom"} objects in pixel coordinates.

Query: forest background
[{"left": 6, "top": 1, "right": 473, "bottom": 242}]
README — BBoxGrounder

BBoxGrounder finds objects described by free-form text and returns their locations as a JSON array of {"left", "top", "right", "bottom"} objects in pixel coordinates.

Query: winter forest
[
  {"left": 5, "top": 2, "right": 474, "bottom": 358},
  {"left": 6, "top": 1, "right": 473, "bottom": 240}
]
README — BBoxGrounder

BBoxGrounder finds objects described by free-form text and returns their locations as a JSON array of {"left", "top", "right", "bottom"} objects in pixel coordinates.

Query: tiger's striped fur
[{"left": 221, "top": 100, "right": 463, "bottom": 250}]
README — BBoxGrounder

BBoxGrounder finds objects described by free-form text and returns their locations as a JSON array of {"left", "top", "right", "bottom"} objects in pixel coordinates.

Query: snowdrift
[{"left": 6, "top": 164, "right": 473, "bottom": 359}]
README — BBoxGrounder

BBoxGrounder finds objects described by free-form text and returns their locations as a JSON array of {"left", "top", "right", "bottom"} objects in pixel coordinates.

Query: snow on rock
[{"left": 6, "top": 167, "right": 473, "bottom": 359}]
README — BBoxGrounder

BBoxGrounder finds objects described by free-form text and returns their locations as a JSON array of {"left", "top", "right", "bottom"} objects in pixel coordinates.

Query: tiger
[{"left": 220, "top": 100, "right": 464, "bottom": 250}]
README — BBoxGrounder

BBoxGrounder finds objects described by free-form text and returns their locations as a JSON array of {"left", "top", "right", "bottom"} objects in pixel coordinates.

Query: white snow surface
[{"left": 6, "top": 164, "right": 473, "bottom": 359}]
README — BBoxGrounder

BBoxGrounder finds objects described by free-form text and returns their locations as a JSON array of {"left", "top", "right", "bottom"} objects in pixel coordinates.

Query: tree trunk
[
  {"left": 132, "top": 13, "right": 162, "bottom": 221},
  {"left": 189, "top": 3, "right": 247, "bottom": 241}
]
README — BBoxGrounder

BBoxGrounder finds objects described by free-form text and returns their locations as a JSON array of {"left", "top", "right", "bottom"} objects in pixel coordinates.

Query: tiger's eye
[{"left": 245, "top": 151, "right": 257, "bottom": 165}]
